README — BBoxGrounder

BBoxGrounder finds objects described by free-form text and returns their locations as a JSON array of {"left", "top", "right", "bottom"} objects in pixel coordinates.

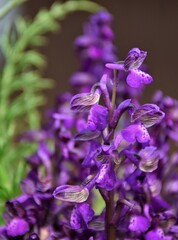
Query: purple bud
[
  {"left": 124, "top": 48, "right": 147, "bottom": 71},
  {"left": 70, "top": 91, "right": 100, "bottom": 112},
  {"left": 99, "top": 74, "right": 112, "bottom": 111},
  {"left": 131, "top": 104, "right": 165, "bottom": 128},
  {"left": 53, "top": 185, "right": 89, "bottom": 203},
  {"left": 91, "top": 11, "right": 113, "bottom": 25}
]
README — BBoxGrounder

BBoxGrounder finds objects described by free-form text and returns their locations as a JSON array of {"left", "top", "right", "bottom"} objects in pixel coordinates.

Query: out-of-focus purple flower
[
  {"left": 28, "top": 233, "right": 40, "bottom": 240},
  {"left": 145, "top": 228, "right": 171, "bottom": 240},
  {"left": 6, "top": 218, "right": 29, "bottom": 237},
  {"left": 129, "top": 215, "right": 150, "bottom": 233}
]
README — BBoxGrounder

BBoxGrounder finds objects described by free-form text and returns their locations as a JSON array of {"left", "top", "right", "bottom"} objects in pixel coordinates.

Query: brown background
[{"left": 25, "top": 0, "right": 178, "bottom": 112}]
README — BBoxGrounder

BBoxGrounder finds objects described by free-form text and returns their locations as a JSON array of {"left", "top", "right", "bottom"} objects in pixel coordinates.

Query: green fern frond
[{"left": 0, "top": 0, "right": 103, "bottom": 225}]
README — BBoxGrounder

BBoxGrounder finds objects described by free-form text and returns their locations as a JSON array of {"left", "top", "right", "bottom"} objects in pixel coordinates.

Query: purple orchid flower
[{"left": 106, "top": 48, "right": 153, "bottom": 88}]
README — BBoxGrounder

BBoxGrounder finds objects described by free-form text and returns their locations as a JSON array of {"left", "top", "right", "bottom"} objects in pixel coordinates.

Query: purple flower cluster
[{"left": 1, "top": 11, "right": 178, "bottom": 240}]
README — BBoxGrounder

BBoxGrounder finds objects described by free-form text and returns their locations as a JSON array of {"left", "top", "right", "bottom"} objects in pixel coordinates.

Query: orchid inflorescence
[{"left": 1, "top": 11, "right": 178, "bottom": 240}]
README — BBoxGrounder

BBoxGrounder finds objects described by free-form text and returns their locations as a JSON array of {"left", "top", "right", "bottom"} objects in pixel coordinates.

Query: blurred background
[{"left": 3, "top": 0, "right": 178, "bottom": 113}]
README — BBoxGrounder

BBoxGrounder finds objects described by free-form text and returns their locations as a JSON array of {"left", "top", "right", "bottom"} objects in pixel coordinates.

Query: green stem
[
  {"left": 106, "top": 190, "right": 116, "bottom": 240},
  {"left": 105, "top": 70, "right": 118, "bottom": 240},
  {"left": 0, "top": 0, "right": 27, "bottom": 20}
]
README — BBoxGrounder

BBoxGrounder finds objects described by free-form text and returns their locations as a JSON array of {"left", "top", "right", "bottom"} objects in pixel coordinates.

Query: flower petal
[
  {"left": 121, "top": 123, "right": 150, "bottom": 143},
  {"left": 127, "top": 69, "right": 153, "bottom": 88},
  {"left": 74, "top": 129, "right": 101, "bottom": 141},
  {"left": 96, "top": 161, "right": 116, "bottom": 190},
  {"left": 53, "top": 185, "right": 89, "bottom": 203},
  {"left": 139, "top": 147, "right": 160, "bottom": 172},
  {"left": 70, "top": 91, "right": 100, "bottom": 112},
  {"left": 129, "top": 215, "right": 150, "bottom": 232},
  {"left": 131, "top": 104, "right": 165, "bottom": 128},
  {"left": 105, "top": 62, "right": 125, "bottom": 71},
  {"left": 87, "top": 104, "right": 109, "bottom": 131},
  {"left": 145, "top": 228, "right": 166, "bottom": 240},
  {"left": 124, "top": 48, "right": 147, "bottom": 71},
  {"left": 70, "top": 203, "right": 94, "bottom": 230},
  {"left": 7, "top": 218, "right": 29, "bottom": 237}
]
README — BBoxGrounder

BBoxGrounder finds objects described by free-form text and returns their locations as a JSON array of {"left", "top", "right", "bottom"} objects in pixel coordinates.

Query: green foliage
[{"left": 0, "top": 0, "right": 102, "bottom": 224}]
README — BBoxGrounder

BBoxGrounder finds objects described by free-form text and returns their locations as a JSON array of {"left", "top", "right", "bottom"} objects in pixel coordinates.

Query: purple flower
[
  {"left": 96, "top": 160, "right": 116, "bottom": 190},
  {"left": 2, "top": 11, "right": 178, "bottom": 240},
  {"left": 6, "top": 218, "right": 29, "bottom": 237},
  {"left": 87, "top": 104, "right": 109, "bottom": 131},
  {"left": 145, "top": 228, "right": 171, "bottom": 240},
  {"left": 70, "top": 203, "right": 94, "bottom": 229},
  {"left": 121, "top": 122, "right": 150, "bottom": 143},
  {"left": 131, "top": 104, "right": 165, "bottom": 128},
  {"left": 129, "top": 215, "right": 150, "bottom": 233},
  {"left": 106, "top": 47, "right": 153, "bottom": 88}
]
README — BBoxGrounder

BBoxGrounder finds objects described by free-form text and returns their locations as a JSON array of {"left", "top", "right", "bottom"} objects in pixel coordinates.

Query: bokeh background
[{"left": 24, "top": 0, "right": 178, "bottom": 113}]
